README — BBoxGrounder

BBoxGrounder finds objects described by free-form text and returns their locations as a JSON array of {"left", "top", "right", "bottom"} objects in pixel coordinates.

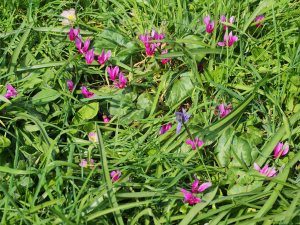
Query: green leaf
[
  {"left": 166, "top": 72, "right": 194, "bottom": 107},
  {"left": 77, "top": 102, "right": 99, "bottom": 120},
  {"left": 137, "top": 93, "right": 153, "bottom": 116},
  {"left": 214, "top": 128, "right": 235, "bottom": 167},
  {"left": 0, "top": 136, "right": 11, "bottom": 154},
  {"left": 32, "top": 88, "right": 61, "bottom": 105},
  {"left": 230, "top": 136, "right": 252, "bottom": 167}
]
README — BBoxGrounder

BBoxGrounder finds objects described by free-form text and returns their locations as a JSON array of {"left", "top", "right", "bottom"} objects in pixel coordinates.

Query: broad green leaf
[
  {"left": 0, "top": 136, "right": 11, "bottom": 154},
  {"left": 230, "top": 136, "right": 252, "bottom": 167},
  {"left": 137, "top": 92, "right": 153, "bottom": 116},
  {"left": 214, "top": 128, "right": 235, "bottom": 167},
  {"left": 32, "top": 88, "right": 61, "bottom": 105},
  {"left": 77, "top": 102, "right": 99, "bottom": 120}
]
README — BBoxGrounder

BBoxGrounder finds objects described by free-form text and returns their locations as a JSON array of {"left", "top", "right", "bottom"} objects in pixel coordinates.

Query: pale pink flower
[
  {"left": 203, "top": 16, "right": 215, "bottom": 33},
  {"left": 254, "top": 163, "right": 277, "bottom": 177},
  {"left": 107, "top": 66, "right": 119, "bottom": 81},
  {"left": 68, "top": 28, "right": 80, "bottom": 41},
  {"left": 60, "top": 9, "right": 76, "bottom": 26},
  {"left": 97, "top": 50, "right": 111, "bottom": 65},
  {"left": 159, "top": 123, "right": 172, "bottom": 135},
  {"left": 114, "top": 72, "right": 127, "bottom": 89},
  {"left": 217, "top": 103, "right": 232, "bottom": 118},
  {"left": 161, "top": 50, "right": 171, "bottom": 64},
  {"left": 85, "top": 49, "right": 95, "bottom": 64},
  {"left": 79, "top": 159, "right": 88, "bottom": 168},
  {"left": 103, "top": 116, "right": 110, "bottom": 123},
  {"left": 4, "top": 84, "right": 17, "bottom": 99},
  {"left": 110, "top": 170, "right": 121, "bottom": 182},
  {"left": 67, "top": 80, "right": 74, "bottom": 92},
  {"left": 181, "top": 188, "right": 201, "bottom": 205},
  {"left": 88, "top": 132, "right": 98, "bottom": 143},
  {"left": 81, "top": 86, "right": 94, "bottom": 98},
  {"left": 218, "top": 32, "right": 238, "bottom": 47},
  {"left": 255, "top": 15, "right": 265, "bottom": 27},
  {"left": 186, "top": 137, "right": 204, "bottom": 150},
  {"left": 191, "top": 179, "right": 212, "bottom": 193},
  {"left": 75, "top": 38, "right": 90, "bottom": 54},
  {"left": 274, "top": 142, "right": 289, "bottom": 159},
  {"left": 220, "top": 15, "right": 234, "bottom": 30}
]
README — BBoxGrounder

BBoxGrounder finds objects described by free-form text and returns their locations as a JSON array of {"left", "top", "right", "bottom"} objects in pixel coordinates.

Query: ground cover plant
[{"left": 0, "top": 0, "right": 299, "bottom": 224}]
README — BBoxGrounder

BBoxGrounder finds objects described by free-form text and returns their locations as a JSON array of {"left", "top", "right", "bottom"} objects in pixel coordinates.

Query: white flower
[{"left": 60, "top": 8, "right": 76, "bottom": 26}]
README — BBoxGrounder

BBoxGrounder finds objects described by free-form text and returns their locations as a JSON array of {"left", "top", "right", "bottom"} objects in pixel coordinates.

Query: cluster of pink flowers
[
  {"left": 253, "top": 142, "right": 289, "bottom": 177},
  {"left": 181, "top": 178, "right": 212, "bottom": 205},
  {"left": 139, "top": 29, "right": 170, "bottom": 64},
  {"left": 69, "top": 28, "right": 111, "bottom": 65},
  {"left": 107, "top": 66, "right": 127, "bottom": 89},
  {"left": 186, "top": 137, "right": 204, "bottom": 150}
]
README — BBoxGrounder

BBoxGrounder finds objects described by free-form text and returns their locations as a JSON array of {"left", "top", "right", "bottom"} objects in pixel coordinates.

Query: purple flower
[
  {"left": 191, "top": 179, "right": 212, "bottom": 193},
  {"left": 159, "top": 123, "right": 172, "bottom": 135},
  {"left": 110, "top": 170, "right": 121, "bottom": 182},
  {"left": 254, "top": 163, "right": 277, "bottom": 177},
  {"left": 85, "top": 49, "right": 95, "bottom": 64},
  {"left": 218, "top": 31, "right": 238, "bottom": 47},
  {"left": 76, "top": 38, "right": 90, "bottom": 54},
  {"left": 67, "top": 80, "right": 74, "bottom": 92},
  {"left": 161, "top": 50, "right": 171, "bottom": 64},
  {"left": 107, "top": 66, "right": 119, "bottom": 81},
  {"left": 274, "top": 142, "right": 289, "bottom": 159},
  {"left": 114, "top": 72, "right": 127, "bottom": 89},
  {"left": 97, "top": 50, "right": 111, "bottom": 65},
  {"left": 217, "top": 103, "right": 232, "bottom": 118},
  {"left": 175, "top": 109, "right": 190, "bottom": 134},
  {"left": 68, "top": 28, "right": 80, "bottom": 41},
  {"left": 181, "top": 188, "right": 201, "bottom": 205},
  {"left": 186, "top": 137, "right": 204, "bottom": 150},
  {"left": 81, "top": 86, "right": 94, "bottom": 98},
  {"left": 220, "top": 15, "right": 234, "bottom": 30},
  {"left": 4, "top": 84, "right": 17, "bottom": 99},
  {"left": 255, "top": 15, "right": 265, "bottom": 27},
  {"left": 203, "top": 16, "right": 215, "bottom": 33}
]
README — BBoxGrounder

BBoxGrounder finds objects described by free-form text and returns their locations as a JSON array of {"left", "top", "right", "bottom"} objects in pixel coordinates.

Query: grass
[{"left": 0, "top": 0, "right": 299, "bottom": 224}]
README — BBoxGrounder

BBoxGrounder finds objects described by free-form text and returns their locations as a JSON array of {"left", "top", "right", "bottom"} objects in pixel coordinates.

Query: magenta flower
[
  {"left": 220, "top": 15, "right": 234, "bottom": 30},
  {"left": 67, "top": 80, "right": 74, "bottom": 92},
  {"left": 218, "top": 32, "right": 238, "bottom": 47},
  {"left": 97, "top": 50, "right": 111, "bottom": 65},
  {"left": 254, "top": 163, "right": 277, "bottom": 177},
  {"left": 103, "top": 115, "right": 110, "bottom": 123},
  {"left": 114, "top": 72, "right": 127, "bottom": 89},
  {"left": 274, "top": 142, "right": 289, "bottom": 159},
  {"left": 88, "top": 132, "right": 98, "bottom": 143},
  {"left": 76, "top": 38, "right": 90, "bottom": 54},
  {"left": 161, "top": 50, "right": 171, "bottom": 64},
  {"left": 81, "top": 86, "right": 94, "bottom": 98},
  {"left": 145, "top": 45, "right": 156, "bottom": 56},
  {"left": 4, "top": 84, "right": 17, "bottom": 99},
  {"left": 181, "top": 189, "right": 201, "bottom": 205},
  {"left": 203, "top": 16, "right": 215, "bottom": 33},
  {"left": 107, "top": 66, "right": 119, "bottom": 81},
  {"left": 217, "top": 103, "right": 232, "bottom": 118},
  {"left": 79, "top": 159, "right": 88, "bottom": 168},
  {"left": 159, "top": 123, "right": 172, "bottom": 135},
  {"left": 186, "top": 137, "right": 204, "bottom": 150},
  {"left": 110, "top": 170, "right": 121, "bottom": 182},
  {"left": 85, "top": 49, "right": 95, "bottom": 64},
  {"left": 68, "top": 28, "right": 80, "bottom": 41},
  {"left": 255, "top": 15, "right": 265, "bottom": 27},
  {"left": 139, "top": 29, "right": 165, "bottom": 56},
  {"left": 191, "top": 179, "right": 212, "bottom": 193}
]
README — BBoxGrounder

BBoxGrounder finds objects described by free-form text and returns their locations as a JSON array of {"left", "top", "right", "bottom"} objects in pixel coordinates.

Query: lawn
[{"left": 0, "top": 0, "right": 299, "bottom": 224}]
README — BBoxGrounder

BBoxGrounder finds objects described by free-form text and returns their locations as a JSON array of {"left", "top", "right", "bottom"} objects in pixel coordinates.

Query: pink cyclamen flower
[
  {"left": 107, "top": 66, "right": 119, "bottom": 81},
  {"left": 76, "top": 38, "right": 90, "bottom": 54},
  {"left": 181, "top": 188, "right": 201, "bottom": 205},
  {"left": 159, "top": 123, "right": 172, "bottom": 135},
  {"left": 60, "top": 9, "right": 76, "bottom": 26},
  {"left": 161, "top": 50, "right": 171, "bottom": 64},
  {"left": 255, "top": 15, "right": 265, "bottom": 27},
  {"left": 218, "top": 103, "right": 232, "bottom": 118},
  {"left": 88, "top": 132, "right": 98, "bottom": 143},
  {"left": 103, "top": 115, "right": 110, "bottom": 123},
  {"left": 4, "top": 84, "right": 18, "bottom": 99},
  {"left": 274, "top": 142, "right": 289, "bottom": 159},
  {"left": 203, "top": 16, "right": 215, "bottom": 33},
  {"left": 220, "top": 15, "right": 234, "bottom": 30},
  {"left": 69, "top": 28, "right": 80, "bottom": 41},
  {"left": 114, "top": 72, "right": 127, "bottom": 89},
  {"left": 97, "top": 50, "right": 111, "bottom": 65},
  {"left": 81, "top": 86, "right": 94, "bottom": 98},
  {"left": 218, "top": 32, "right": 238, "bottom": 47},
  {"left": 67, "top": 80, "right": 74, "bottom": 91},
  {"left": 191, "top": 179, "right": 212, "bottom": 193},
  {"left": 85, "top": 49, "right": 95, "bottom": 64},
  {"left": 254, "top": 163, "right": 277, "bottom": 177},
  {"left": 186, "top": 137, "right": 204, "bottom": 150},
  {"left": 110, "top": 170, "right": 121, "bottom": 182},
  {"left": 79, "top": 159, "right": 88, "bottom": 168}
]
